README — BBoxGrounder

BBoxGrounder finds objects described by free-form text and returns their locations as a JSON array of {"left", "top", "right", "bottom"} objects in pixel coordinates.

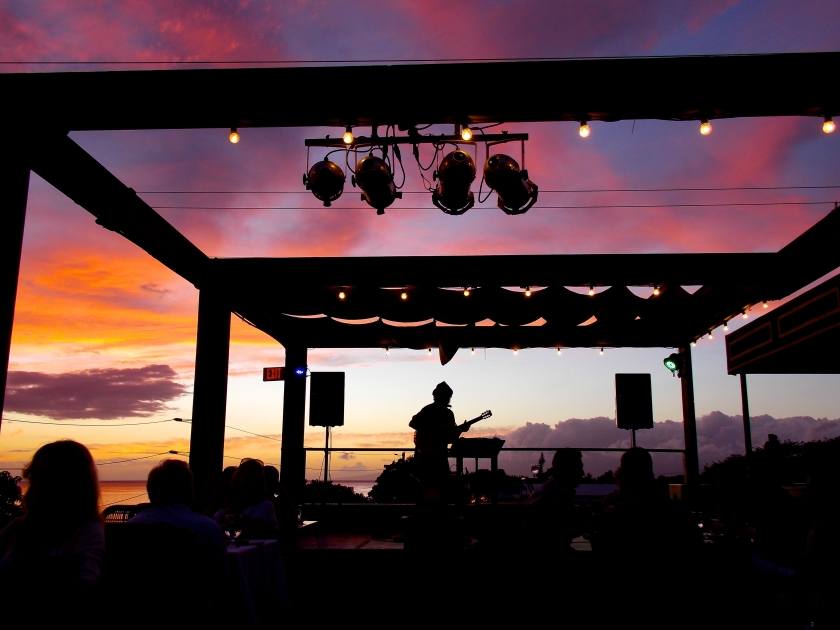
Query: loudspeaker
[
  {"left": 309, "top": 372, "right": 345, "bottom": 427},
  {"left": 615, "top": 373, "right": 654, "bottom": 430}
]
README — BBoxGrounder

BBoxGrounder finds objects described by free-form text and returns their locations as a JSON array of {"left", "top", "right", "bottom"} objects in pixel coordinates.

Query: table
[{"left": 227, "top": 539, "right": 290, "bottom": 623}]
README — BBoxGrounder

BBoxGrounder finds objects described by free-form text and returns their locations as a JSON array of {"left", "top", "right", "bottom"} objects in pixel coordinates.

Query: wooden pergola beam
[
  {"left": 2, "top": 52, "right": 837, "bottom": 131},
  {"left": 27, "top": 133, "right": 210, "bottom": 287}
]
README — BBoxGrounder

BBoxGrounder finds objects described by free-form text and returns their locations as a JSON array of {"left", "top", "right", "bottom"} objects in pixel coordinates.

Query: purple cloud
[
  {"left": 4, "top": 364, "right": 187, "bottom": 420},
  {"left": 497, "top": 411, "right": 840, "bottom": 477}
]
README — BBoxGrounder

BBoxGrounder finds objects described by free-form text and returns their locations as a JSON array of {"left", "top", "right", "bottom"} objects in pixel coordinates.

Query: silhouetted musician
[{"left": 409, "top": 382, "right": 490, "bottom": 496}]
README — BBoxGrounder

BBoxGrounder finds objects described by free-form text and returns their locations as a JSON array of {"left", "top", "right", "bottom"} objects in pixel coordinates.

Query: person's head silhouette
[
  {"left": 616, "top": 447, "right": 655, "bottom": 493},
  {"left": 264, "top": 465, "right": 280, "bottom": 495},
  {"left": 432, "top": 381, "right": 453, "bottom": 406},
  {"left": 146, "top": 459, "right": 194, "bottom": 506},
  {"left": 551, "top": 449, "right": 584, "bottom": 489},
  {"left": 22, "top": 439, "right": 100, "bottom": 532},
  {"left": 233, "top": 459, "right": 268, "bottom": 509}
]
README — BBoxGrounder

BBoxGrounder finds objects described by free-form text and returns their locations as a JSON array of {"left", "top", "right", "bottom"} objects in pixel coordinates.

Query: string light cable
[{"left": 148, "top": 200, "right": 837, "bottom": 211}]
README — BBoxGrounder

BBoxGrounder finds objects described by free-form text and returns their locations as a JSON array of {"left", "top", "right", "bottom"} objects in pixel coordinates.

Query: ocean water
[{"left": 99, "top": 480, "right": 148, "bottom": 507}]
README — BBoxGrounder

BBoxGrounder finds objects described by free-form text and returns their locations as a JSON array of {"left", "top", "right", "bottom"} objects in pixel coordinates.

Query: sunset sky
[{"left": 2, "top": 0, "right": 840, "bottom": 482}]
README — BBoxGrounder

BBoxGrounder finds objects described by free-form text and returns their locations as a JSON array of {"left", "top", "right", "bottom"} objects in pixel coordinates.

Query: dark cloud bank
[
  {"left": 5, "top": 365, "right": 186, "bottom": 420},
  {"left": 498, "top": 412, "right": 840, "bottom": 477}
]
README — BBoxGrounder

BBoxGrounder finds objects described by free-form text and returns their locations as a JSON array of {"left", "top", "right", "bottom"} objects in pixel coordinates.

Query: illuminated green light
[{"left": 664, "top": 359, "right": 678, "bottom": 372}]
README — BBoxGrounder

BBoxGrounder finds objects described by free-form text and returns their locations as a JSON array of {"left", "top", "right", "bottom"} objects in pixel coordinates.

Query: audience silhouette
[
  {"left": 213, "top": 459, "right": 279, "bottom": 539},
  {"left": 129, "top": 459, "right": 227, "bottom": 568},
  {"left": 0, "top": 440, "right": 104, "bottom": 620},
  {"left": 263, "top": 465, "right": 297, "bottom": 547},
  {"left": 525, "top": 449, "right": 586, "bottom": 552}
]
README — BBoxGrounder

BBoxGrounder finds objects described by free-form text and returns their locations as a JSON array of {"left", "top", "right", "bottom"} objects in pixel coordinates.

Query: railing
[{"left": 303, "top": 447, "right": 686, "bottom": 453}]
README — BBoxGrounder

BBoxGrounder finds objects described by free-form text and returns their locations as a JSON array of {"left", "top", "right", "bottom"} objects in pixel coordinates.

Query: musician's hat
[{"left": 432, "top": 381, "right": 453, "bottom": 398}]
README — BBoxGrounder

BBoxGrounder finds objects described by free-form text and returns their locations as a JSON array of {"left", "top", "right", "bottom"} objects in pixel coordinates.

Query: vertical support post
[
  {"left": 491, "top": 455, "right": 499, "bottom": 505},
  {"left": 188, "top": 288, "right": 231, "bottom": 501},
  {"left": 679, "top": 345, "right": 700, "bottom": 485},
  {"left": 740, "top": 373, "right": 753, "bottom": 456},
  {"left": 281, "top": 346, "right": 308, "bottom": 503},
  {"left": 0, "top": 164, "right": 30, "bottom": 431},
  {"left": 324, "top": 426, "right": 330, "bottom": 483}
]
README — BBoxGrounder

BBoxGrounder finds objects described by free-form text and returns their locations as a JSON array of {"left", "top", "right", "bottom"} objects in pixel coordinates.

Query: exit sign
[{"left": 263, "top": 367, "right": 285, "bottom": 381}]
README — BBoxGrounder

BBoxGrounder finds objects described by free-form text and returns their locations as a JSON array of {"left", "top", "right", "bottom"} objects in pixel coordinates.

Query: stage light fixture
[
  {"left": 343, "top": 126, "right": 354, "bottom": 144},
  {"left": 354, "top": 156, "right": 402, "bottom": 215},
  {"left": 304, "top": 160, "right": 346, "bottom": 207},
  {"left": 824, "top": 117, "right": 836, "bottom": 134},
  {"left": 432, "top": 150, "right": 476, "bottom": 215},
  {"left": 579, "top": 122, "right": 590, "bottom": 138},
  {"left": 588, "top": 286, "right": 595, "bottom": 296},
  {"left": 338, "top": 291, "right": 346, "bottom": 300},
  {"left": 401, "top": 292, "right": 408, "bottom": 300},
  {"left": 483, "top": 154, "right": 539, "bottom": 215},
  {"left": 652, "top": 285, "right": 661, "bottom": 296},
  {"left": 461, "top": 126, "right": 473, "bottom": 141},
  {"left": 663, "top": 353, "right": 680, "bottom": 375},
  {"left": 229, "top": 128, "right": 240, "bottom": 143},
  {"left": 700, "top": 119, "right": 712, "bottom": 135}
]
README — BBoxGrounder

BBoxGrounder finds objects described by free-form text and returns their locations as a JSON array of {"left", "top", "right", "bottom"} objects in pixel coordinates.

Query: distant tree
[
  {"left": 0, "top": 471, "right": 23, "bottom": 528},
  {"left": 580, "top": 470, "right": 616, "bottom": 484},
  {"left": 301, "top": 480, "right": 369, "bottom": 504},
  {"left": 700, "top": 435, "right": 840, "bottom": 486},
  {"left": 369, "top": 457, "right": 421, "bottom": 503}
]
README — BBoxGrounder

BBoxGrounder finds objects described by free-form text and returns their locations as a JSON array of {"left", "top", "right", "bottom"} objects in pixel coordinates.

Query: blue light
[{"left": 294, "top": 367, "right": 306, "bottom": 376}]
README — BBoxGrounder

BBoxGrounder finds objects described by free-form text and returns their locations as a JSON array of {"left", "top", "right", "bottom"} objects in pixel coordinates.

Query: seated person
[
  {"left": 263, "top": 465, "right": 298, "bottom": 541},
  {"left": 592, "top": 447, "right": 700, "bottom": 557},
  {"left": 130, "top": 460, "right": 227, "bottom": 568},
  {"left": 525, "top": 449, "right": 586, "bottom": 551},
  {"left": 231, "top": 459, "right": 279, "bottom": 539},
  {"left": 0, "top": 440, "right": 105, "bottom": 620}
]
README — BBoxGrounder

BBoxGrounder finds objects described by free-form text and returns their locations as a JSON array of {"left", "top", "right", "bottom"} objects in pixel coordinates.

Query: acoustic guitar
[{"left": 413, "top": 410, "right": 493, "bottom": 456}]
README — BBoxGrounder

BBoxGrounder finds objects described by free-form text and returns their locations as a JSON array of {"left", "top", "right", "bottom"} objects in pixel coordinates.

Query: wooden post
[
  {"left": 188, "top": 288, "right": 231, "bottom": 500},
  {"left": 679, "top": 345, "right": 700, "bottom": 484},
  {"left": 0, "top": 164, "right": 30, "bottom": 431},
  {"left": 740, "top": 373, "right": 753, "bottom": 456},
  {"left": 281, "top": 346, "right": 308, "bottom": 502}
]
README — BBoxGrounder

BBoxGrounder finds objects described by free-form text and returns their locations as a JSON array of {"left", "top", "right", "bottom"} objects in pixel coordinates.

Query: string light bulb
[
  {"left": 338, "top": 291, "right": 346, "bottom": 300},
  {"left": 385, "top": 347, "right": 389, "bottom": 356},
  {"left": 461, "top": 126, "right": 473, "bottom": 141},
  {"left": 557, "top": 348, "right": 562, "bottom": 355},
  {"left": 742, "top": 311, "right": 748, "bottom": 319},
  {"left": 428, "top": 348, "right": 432, "bottom": 354},
  {"left": 763, "top": 300, "right": 768, "bottom": 308},
  {"left": 524, "top": 287, "right": 532, "bottom": 297},
  {"left": 700, "top": 119, "right": 712, "bottom": 135},
  {"left": 229, "top": 128, "right": 240, "bottom": 143},
  {"left": 588, "top": 286, "right": 595, "bottom": 296},
  {"left": 343, "top": 126, "right": 354, "bottom": 144},
  {"left": 691, "top": 340, "right": 697, "bottom": 347},
  {"left": 652, "top": 285, "right": 661, "bottom": 296},
  {"left": 513, "top": 348, "right": 518, "bottom": 355},
  {"left": 723, "top": 322, "right": 729, "bottom": 331},
  {"left": 400, "top": 292, "right": 408, "bottom": 300},
  {"left": 824, "top": 117, "right": 836, "bottom": 134},
  {"left": 708, "top": 331, "right": 713, "bottom": 340},
  {"left": 471, "top": 348, "right": 475, "bottom": 355},
  {"left": 579, "top": 122, "right": 590, "bottom": 138},
  {"left": 599, "top": 347, "right": 604, "bottom": 355},
  {"left": 463, "top": 288, "right": 470, "bottom": 297}
]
